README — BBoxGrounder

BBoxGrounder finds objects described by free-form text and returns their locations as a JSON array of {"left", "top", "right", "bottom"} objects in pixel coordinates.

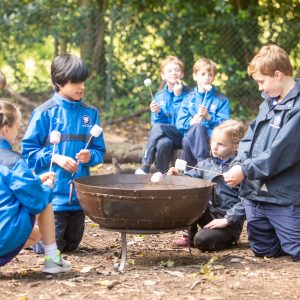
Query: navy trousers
[
  {"left": 142, "top": 123, "right": 182, "bottom": 173},
  {"left": 54, "top": 210, "right": 85, "bottom": 252},
  {"left": 182, "top": 123, "right": 210, "bottom": 167},
  {"left": 243, "top": 198, "right": 300, "bottom": 261}
]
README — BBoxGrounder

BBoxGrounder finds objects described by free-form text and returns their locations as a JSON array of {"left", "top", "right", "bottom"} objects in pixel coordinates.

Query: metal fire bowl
[{"left": 74, "top": 174, "right": 214, "bottom": 231}]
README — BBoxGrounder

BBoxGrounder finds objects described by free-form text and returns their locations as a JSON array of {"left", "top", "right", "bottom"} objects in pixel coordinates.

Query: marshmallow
[
  {"left": 90, "top": 124, "right": 103, "bottom": 137},
  {"left": 144, "top": 78, "right": 152, "bottom": 87},
  {"left": 151, "top": 172, "right": 163, "bottom": 183},
  {"left": 203, "top": 84, "right": 212, "bottom": 92},
  {"left": 50, "top": 131, "right": 61, "bottom": 145},
  {"left": 175, "top": 159, "right": 187, "bottom": 172}
]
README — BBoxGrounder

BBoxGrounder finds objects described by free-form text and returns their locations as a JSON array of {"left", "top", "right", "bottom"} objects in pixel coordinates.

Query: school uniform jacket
[
  {"left": 0, "top": 160, "right": 52, "bottom": 256},
  {"left": 22, "top": 93, "right": 106, "bottom": 212},
  {"left": 238, "top": 79, "right": 300, "bottom": 205},
  {"left": 151, "top": 84, "right": 190, "bottom": 126},
  {"left": 0, "top": 138, "right": 21, "bottom": 169},
  {"left": 176, "top": 86, "right": 230, "bottom": 136},
  {"left": 186, "top": 157, "right": 245, "bottom": 227}
]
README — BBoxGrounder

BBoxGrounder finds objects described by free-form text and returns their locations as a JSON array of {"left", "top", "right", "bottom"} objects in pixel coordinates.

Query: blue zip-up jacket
[
  {"left": 22, "top": 93, "right": 106, "bottom": 212},
  {"left": 0, "top": 138, "right": 21, "bottom": 169},
  {"left": 0, "top": 160, "right": 52, "bottom": 256},
  {"left": 176, "top": 86, "right": 230, "bottom": 136},
  {"left": 238, "top": 79, "right": 300, "bottom": 205},
  {"left": 151, "top": 84, "right": 190, "bottom": 126},
  {"left": 185, "top": 157, "right": 245, "bottom": 227}
]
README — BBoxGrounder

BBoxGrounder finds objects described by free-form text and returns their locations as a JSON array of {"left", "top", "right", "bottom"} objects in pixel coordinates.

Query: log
[{"left": 104, "top": 141, "right": 144, "bottom": 163}]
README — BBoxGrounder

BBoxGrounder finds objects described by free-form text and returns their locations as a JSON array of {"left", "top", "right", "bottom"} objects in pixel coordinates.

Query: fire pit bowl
[
  {"left": 74, "top": 174, "right": 214, "bottom": 230},
  {"left": 74, "top": 174, "right": 214, "bottom": 271}
]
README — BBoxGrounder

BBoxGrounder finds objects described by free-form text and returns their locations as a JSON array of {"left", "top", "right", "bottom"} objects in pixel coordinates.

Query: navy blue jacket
[
  {"left": 186, "top": 157, "right": 245, "bottom": 226},
  {"left": 238, "top": 79, "right": 300, "bottom": 205}
]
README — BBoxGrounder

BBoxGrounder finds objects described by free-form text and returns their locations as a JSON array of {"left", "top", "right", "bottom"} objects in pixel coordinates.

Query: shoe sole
[{"left": 42, "top": 266, "right": 71, "bottom": 274}]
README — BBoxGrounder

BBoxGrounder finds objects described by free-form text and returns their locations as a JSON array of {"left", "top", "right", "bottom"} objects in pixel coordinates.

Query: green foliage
[{"left": 0, "top": 0, "right": 299, "bottom": 120}]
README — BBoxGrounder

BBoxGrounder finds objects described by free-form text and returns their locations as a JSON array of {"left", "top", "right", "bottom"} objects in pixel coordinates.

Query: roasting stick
[
  {"left": 144, "top": 78, "right": 154, "bottom": 102},
  {"left": 175, "top": 159, "right": 222, "bottom": 175}
]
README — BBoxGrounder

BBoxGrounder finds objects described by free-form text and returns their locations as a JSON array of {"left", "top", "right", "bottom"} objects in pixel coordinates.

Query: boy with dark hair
[
  {"left": 223, "top": 44, "right": 300, "bottom": 261},
  {"left": 22, "top": 54, "right": 106, "bottom": 252}
]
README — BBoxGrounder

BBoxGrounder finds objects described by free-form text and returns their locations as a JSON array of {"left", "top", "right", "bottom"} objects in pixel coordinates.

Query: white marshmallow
[
  {"left": 144, "top": 78, "right": 152, "bottom": 87},
  {"left": 151, "top": 172, "right": 163, "bottom": 183},
  {"left": 203, "top": 84, "right": 212, "bottom": 92},
  {"left": 175, "top": 159, "right": 187, "bottom": 171},
  {"left": 50, "top": 131, "right": 61, "bottom": 144},
  {"left": 90, "top": 124, "right": 103, "bottom": 137}
]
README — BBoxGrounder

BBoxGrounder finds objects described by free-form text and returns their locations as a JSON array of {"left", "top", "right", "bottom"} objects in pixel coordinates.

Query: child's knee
[{"left": 24, "top": 225, "right": 41, "bottom": 248}]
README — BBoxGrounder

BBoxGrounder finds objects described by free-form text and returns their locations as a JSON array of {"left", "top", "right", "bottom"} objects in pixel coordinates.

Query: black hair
[{"left": 51, "top": 54, "right": 89, "bottom": 92}]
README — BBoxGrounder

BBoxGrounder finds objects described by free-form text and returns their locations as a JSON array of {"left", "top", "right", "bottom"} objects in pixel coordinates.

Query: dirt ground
[{"left": 1, "top": 117, "right": 300, "bottom": 300}]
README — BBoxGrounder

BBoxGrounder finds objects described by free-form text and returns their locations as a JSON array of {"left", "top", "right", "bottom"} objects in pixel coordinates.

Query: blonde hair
[
  {"left": 158, "top": 56, "right": 184, "bottom": 90},
  {"left": 212, "top": 119, "right": 245, "bottom": 149},
  {"left": 247, "top": 44, "right": 293, "bottom": 76},
  {"left": 0, "top": 99, "right": 21, "bottom": 129},
  {"left": 193, "top": 58, "right": 217, "bottom": 76}
]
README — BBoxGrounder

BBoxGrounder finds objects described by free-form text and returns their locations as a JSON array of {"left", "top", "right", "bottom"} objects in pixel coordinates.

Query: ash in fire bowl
[{"left": 74, "top": 174, "right": 214, "bottom": 230}]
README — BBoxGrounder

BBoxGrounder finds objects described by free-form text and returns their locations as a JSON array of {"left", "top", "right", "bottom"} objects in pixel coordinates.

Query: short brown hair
[
  {"left": 193, "top": 58, "right": 217, "bottom": 76},
  {"left": 213, "top": 119, "right": 245, "bottom": 149},
  {"left": 247, "top": 44, "right": 293, "bottom": 76},
  {"left": 0, "top": 99, "right": 21, "bottom": 129},
  {"left": 159, "top": 56, "right": 184, "bottom": 74}
]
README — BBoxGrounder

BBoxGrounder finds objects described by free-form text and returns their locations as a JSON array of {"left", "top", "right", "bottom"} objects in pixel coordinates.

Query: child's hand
[
  {"left": 223, "top": 165, "right": 244, "bottom": 186},
  {"left": 198, "top": 105, "right": 211, "bottom": 120},
  {"left": 53, "top": 154, "right": 78, "bottom": 173},
  {"left": 173, "top": 80, "right": 183, "bottom": 96},
  {"left": 40, "top": 172, "right": 55, "bottom": 188},
  {"left": 190, "top": 114, "right": 202, "bottom": 126},
  {"left": 167, "top": 167, "right": 180, "bottom": 176},
  {"left": 150, "top": 101, "right": 160, "bottom": 114},
  {"left": 204, "top": 218, "right": 228, "bottom": 229},
  {"left": 76, "top": 149, "right": 91, "bottom": 164}
]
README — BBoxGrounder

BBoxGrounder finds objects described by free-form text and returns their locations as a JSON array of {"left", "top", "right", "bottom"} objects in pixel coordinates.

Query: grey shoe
[{"left": 42, "top": 251, "right": 71, "bottom": 274}]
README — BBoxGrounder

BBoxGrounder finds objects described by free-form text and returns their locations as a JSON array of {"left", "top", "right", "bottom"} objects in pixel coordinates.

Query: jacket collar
[
  {"left": 53, "top": 93, "right": 82, "bottom": 109},
  {"left": 0, "top": 137, "right": 12, "bottom": 149},
  {"left": 212, "top": 155, "right": 234, "bottom": 165},
  {"left": 195, "top": 86, "right": 216, "bottom": 96}
]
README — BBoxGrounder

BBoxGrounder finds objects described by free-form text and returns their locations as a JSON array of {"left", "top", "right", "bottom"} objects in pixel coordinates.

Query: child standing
[
  {"left": 135, "top": 56, "right": 190, "bottom": 174},
  {"left": 0, "top": 101, "right": 71, "bottom": 274},
  {"left": 169, "top": 120, "right": 245, "bottom": 250},
  {"left": 0, "top": 100, "right": 22, "bottom": 168},
  {"left": 177, "top": 58, "right": 230, "bottom": 167},
  {"left": 22, "top": 54, "right": 106, "bottom": 252},
  {"left": 223, "top": 45, "right": 300, "bottom": 261}
]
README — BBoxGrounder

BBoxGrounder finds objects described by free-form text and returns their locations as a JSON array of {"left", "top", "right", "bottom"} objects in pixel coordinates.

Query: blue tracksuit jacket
[
  {"left": 176, "top": 86, "right": 230, "bottom": 136},
  {"left": 151, "top": 84, "right": 190, "bottom": 126},
  {"left": 0, "top": 160, "right": 52, "bottom": 256},
  {"left": 0, "top": 138, "right": 21, "bottom": 169},
  {"left": 22, "top": 93, "right": 106, "bottom": 212}
]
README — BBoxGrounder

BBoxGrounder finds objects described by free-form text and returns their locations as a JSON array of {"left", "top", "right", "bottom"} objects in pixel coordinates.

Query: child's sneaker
[
  {"left": 135, "top": 168, "right": 147, "bottom": 174},
  {"left": 174, "top": 235, "right": 194, "bottom": 247},
  {"left": 42, "top": 251, "right": 71, "bottom": 274}
]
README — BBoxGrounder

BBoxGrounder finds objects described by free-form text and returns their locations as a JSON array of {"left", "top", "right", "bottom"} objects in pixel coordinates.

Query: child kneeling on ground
[{"left": 169, "top": 119, "right": 245, "bottom": 251}]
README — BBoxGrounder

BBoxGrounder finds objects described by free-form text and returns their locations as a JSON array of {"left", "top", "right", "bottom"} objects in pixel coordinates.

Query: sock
[
  {"left": 141, "top": 164, "right": 150, "bottom": 173},
  {"left": 44, "top": 243, "right": 59, "bottom": 261}
]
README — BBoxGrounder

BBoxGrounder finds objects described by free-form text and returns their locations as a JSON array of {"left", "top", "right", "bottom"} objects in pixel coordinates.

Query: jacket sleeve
[
  {"left": 10, "top": 160, "right": 53, "bottom": 215},
  {"left": 225, "top": 200, "right": 245, "bottom": 225},
  {"left": 83, "top": 111, "right": 106, "bottom": 167},
  {"left": 184, "top": 161, "right": 205, "bottom": 178},
  {"left": 242, "top": 108, "right": 300, "bottom": 180},
  {"left": 234, "top": 119, "right": 255, "bottom": 164},
  {"left": 203, "top": 97, "right": 230, "bottom": 130},
  {"left": 176, "top": 96, "right": 193, "bottom": 135},
  {"left": 22, "top": 110, "right": 52, "bottom": 172}
]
